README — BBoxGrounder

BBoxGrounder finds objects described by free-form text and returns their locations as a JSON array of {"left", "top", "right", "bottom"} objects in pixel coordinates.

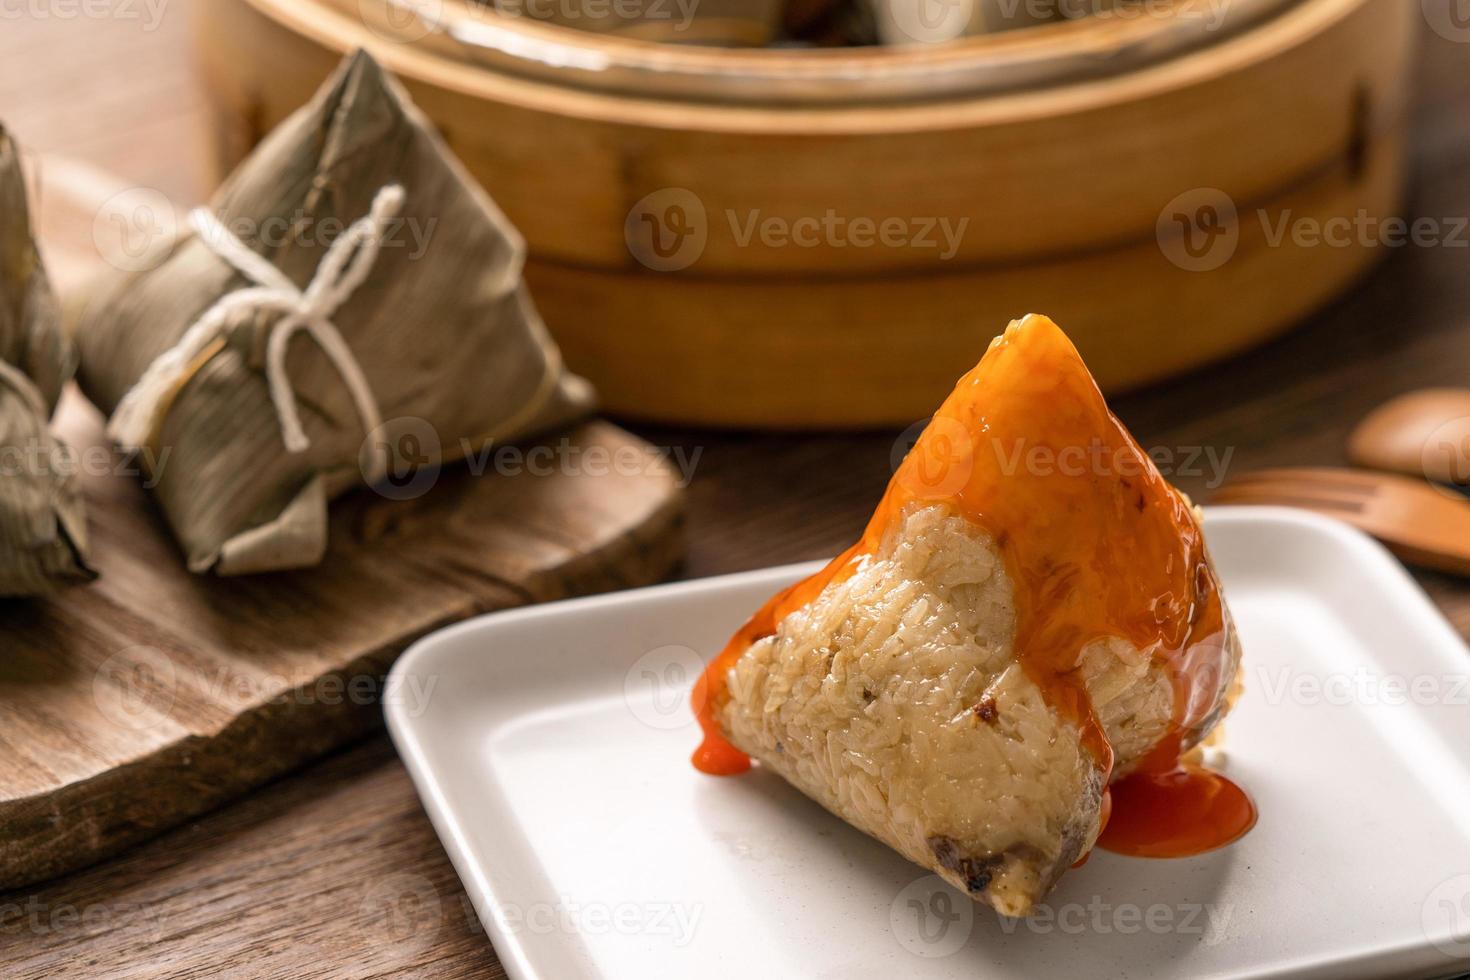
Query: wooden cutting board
[
  {"left": 0, "top": 159, "right": 686, "bottom": 889},
  {"left": 0, "top": 402, "right": 684, "bottom": 891}
]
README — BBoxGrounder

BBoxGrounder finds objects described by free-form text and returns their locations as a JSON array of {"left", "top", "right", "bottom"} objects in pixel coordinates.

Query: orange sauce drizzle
[
  {"left": 1098, "top": 765, "right": 1256, "bottom": 858},
  {"left": 691, "top": 315, "right": 1255, "bottom": 859}
]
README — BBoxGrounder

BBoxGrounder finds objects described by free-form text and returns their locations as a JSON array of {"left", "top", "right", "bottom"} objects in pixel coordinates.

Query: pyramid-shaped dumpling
[
  {"left": 0, "top": 125, "right": 92, "bottom": 596},
  {"left": 693, "top": 315, "right": 1248, "bottom": 917},
  {"left": 76, "top": 51, "right": 592, "bottom": 575}
]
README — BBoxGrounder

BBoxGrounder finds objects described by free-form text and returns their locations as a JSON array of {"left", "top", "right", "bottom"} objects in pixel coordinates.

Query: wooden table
[{"left": 3, "top": 5, "right": 1470, "bottom": 977}]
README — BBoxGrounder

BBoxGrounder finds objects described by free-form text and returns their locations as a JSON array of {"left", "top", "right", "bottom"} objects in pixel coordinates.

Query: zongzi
[
  {"left": 75, "top": 50, "right": 593, "bottom": 576},
  {"left": 0, "top": 126, "right": 93, "bottom": 597},
  {"left": 692, "top": 315, "right": 1250, "bottom": 918}
]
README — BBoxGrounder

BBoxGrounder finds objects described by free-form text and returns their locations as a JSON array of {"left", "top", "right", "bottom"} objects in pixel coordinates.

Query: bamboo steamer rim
[
  {"left": 242, "top": 0, "right": 1373, "bottom": 132},
  {"left": 346, "top": 0, "right": 1301, "bottom": 104},
  {"left": 203, "top": 0, "right": 1413, "bottom": 428}
]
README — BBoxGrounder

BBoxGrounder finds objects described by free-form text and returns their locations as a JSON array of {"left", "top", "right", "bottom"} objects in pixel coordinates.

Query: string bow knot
[{"left": 109, "top": 185, "right": 405, "bottom": 484}]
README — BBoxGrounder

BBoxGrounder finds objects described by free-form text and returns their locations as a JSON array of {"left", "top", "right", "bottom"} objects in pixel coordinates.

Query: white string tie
[{"left": 108, "top": 185, "right": 405, "bottom": 484}]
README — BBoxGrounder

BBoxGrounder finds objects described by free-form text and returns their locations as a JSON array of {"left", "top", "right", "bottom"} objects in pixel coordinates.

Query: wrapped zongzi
[
  {"left": 0, "top": 126, "right": 93, "bottom": 596},
  {"left": 76, "top": 50, "right": 593, "bottom": 576}
]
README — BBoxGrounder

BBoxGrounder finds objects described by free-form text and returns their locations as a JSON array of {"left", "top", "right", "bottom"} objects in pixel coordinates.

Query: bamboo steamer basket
[{"left": 194, "top": 0, "right": 1417, "bottom": 427}]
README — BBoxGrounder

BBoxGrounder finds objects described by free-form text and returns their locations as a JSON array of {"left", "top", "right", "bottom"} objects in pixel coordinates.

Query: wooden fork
[{"left": 1212, "top": 467, "right": 1470, "bottom": 576}]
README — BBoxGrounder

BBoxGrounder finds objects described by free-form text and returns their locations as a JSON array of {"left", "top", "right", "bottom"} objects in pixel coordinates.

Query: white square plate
[{"left": 386, "top": 508, "right": 1470, "bottom": 980}]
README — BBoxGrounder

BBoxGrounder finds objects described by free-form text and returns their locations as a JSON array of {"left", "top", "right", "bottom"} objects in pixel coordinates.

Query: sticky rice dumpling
[
  {"left": 0, "top": 126, "right": 92, "bottom": 596},
  {"left": 693, "top": 315, "right": 1250, "bottom": 917},
  {"left": 75, "top": 50, "right": 593, "bottom": 576}
]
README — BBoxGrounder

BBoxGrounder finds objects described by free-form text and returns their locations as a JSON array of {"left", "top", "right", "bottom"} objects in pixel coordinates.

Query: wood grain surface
[
  {"left": 1, "top": 2, "right": 1469, "bottom": 978},
  {"left": 0, "top": 397, "right": 684, "bottom": 891}
]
